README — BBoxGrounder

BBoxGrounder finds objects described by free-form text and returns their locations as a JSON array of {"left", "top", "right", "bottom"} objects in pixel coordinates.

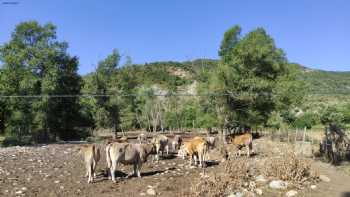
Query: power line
[{"left": 0, "top": 92, "right": 349, "bottom": 99}]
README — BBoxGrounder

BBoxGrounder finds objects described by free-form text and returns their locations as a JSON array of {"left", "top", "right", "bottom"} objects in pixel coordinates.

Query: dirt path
[{"left": 309, "top": 161, "right": 350, "bottom": 197}]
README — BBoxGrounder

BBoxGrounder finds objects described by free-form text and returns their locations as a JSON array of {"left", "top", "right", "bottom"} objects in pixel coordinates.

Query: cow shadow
[
  {"left": 205, "top": 160, "right": 220, "bottom": 167},
  {"left": 160, "top": 154, "right": 177, "bottom": 160},
  {"left": 342, "top": 192, "right": 350, "bottom": 197},
  {"left": 141, "top": 170, "right": 165, "bottom": 177}
]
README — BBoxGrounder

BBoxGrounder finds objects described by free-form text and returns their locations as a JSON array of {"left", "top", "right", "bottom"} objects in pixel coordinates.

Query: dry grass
[
  {"left": 186, "top": 158, "right": 256, "bottom": 197},
  {"left": 263, "top": 151, "right": 319, "bottom": 187}
]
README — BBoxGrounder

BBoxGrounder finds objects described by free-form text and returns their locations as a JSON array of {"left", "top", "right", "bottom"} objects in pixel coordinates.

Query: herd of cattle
[{"left": 78, "top": 132, "right": 254, "bottom": 184}]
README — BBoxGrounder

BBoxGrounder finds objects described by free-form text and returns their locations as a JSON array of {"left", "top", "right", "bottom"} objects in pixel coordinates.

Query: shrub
[
  {"left": 1, "top": 135, "right": 33, "bottom": 147},
  {"left": 187, "top": 158, "right": 256, "bottom": 197},
  {"left": 263, "top": 151, "right": 318, "bottom": 187}
]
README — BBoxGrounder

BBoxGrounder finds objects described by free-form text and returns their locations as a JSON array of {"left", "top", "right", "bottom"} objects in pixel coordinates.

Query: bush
[
  {"left": 321, "top": 106, "right": 345, "bottom": 127},
  {"left": 1, "top": 135, "right": 33, "bottom": 147},
  {"left": 263, "top": 151, "right": 318, "bottom": 187},
  {"left": 293, "top": 112, "right": 318, "bottom": 129},
  {"left": 188, "top": 158, "right": 256, "bottom": 197}
]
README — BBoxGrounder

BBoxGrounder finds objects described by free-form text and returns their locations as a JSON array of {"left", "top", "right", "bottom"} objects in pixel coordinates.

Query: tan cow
[
  {"left": 179, "top": 137, "right": 208, "bottom": 168},
  {"left": 229, "top": 133, "right": 253, "bottom": 157},
  {"left": 105, "top": 142, "right": 155, "bottom": 182},
  {"left": 79, "top": 144, "right": 101, "bottom": 183}
]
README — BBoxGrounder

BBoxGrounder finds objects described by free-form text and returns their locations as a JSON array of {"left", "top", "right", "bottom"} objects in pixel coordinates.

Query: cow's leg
[
  {"left": 130, "top": 163, "right": 137, "bottom": 178},
  {"left": 156, "top": 145, "right": 160, "bottom": 161},
  {"left": 105, "top": 145, "right": 111, "bottom": 179},
  {"left": 137, "top": 162, "right": 142, "bottom": 178},
  {"left": 247, "top": 145, "right": 250, "bottom": 157},
  {"left": 189, "top": 154, "right": 193, "bottom": 165},
  {"left": 249, "top": 142, "right": 253, "bottom": 155},
  {"left": 92, "top": 160, "right": 97, "bottom": 178},
  {"left": 87, "top": 163, "right": 92, "bottom": 183},
  {"left": 111, "top": 160, "right": 117, "bottom": 182},
  {"left": 166, "top": 145, "right": 169, "bottom": 155},
  {"left": 85, "top": 168, "right": 89, "bottom": 177},
  {"left": 198, "top": 153, "right": 202, "bottom": 167}
]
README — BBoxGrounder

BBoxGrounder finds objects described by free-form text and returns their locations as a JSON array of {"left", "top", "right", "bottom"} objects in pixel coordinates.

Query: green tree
[
  {"left": 0, "top": 21, "right": 83, "bottom": 141},
  {"left": 218, "top": 25, "right": 241, "bottom": 62},
  {"left": 82, "top": 50, "right": 122, "bottom": 134},
  {"left": 213, "top": 27, "right": 296, "bottom": 130}
]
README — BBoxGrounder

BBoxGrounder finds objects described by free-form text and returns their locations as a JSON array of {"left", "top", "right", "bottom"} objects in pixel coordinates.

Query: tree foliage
[
  {"left": 212, "top": 26, "right": 303, "bottom": 129},
  {"left": 0, "top": 21, "right": 83, "bottom": 141}
]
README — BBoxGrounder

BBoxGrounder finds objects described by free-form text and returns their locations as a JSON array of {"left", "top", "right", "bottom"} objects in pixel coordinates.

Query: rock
[
  {"left": 54, "top": 180, "right": 60, "bottom": 184},
  {"left": 227, "top": 192, "right": 244, "bottom": 197},
  {"left": 22, "top": 187, "right": 27, "bottom": 191},
  {"left": 255, "top": 175, "right": 267, "bottom": 183},
  {"left": 140, "top": 193, "right": 146, "bottom": 196},
  {"left": 15, "top": 190, "right": 23, "bottom": 194},
  {"left": 60, "top": 186, "right": 64, "bottom": 190},
  {"left": 310, "top": 185, "right": 317, "bottom": 190},
  {"left": 255, "top": 188, "right": 263, "bottom": 195},
  {"left": 286, "top": 190, "right": 298, "bottom": 197},
  {"left": 269, "top": 180, "right": 288, "bottom": 190},
  {"left": 319, "top": 175, "right": 330, "bottom": 182},
  {"left": 146, "top": 188, "right": 156, "bottom": 195}
]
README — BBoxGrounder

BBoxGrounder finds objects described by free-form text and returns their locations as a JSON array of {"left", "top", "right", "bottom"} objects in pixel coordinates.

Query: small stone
[
  {"left": 269, "top": 180, "right": 288, "bottom": 190},
  {"left": 319, "top": 175, "right": 330, "bottom": 182},
  {"left": 15, "top": 191, "right": 23, "bottom": 194},
  {"left": 146, "top": 188, "right": 156, "bottom": 195},
  {"left": 286, "top": 190, "right": 298, "bottom": 197},
  {"left": 60, "top": 186, "right": 64, "bottom": 190},
  {"left": 255, "top": 188, "right": 263, "bottom": 195},
  {"left": 310, "top": 185, "right": 317, "bottom": 190},
  {"left": 22, "top": 187, "right": 27, "bottom": 191},
  {"left": 54, "top": 180, "right": 60, "bottom": 184},
  {"left": 140, "top": 193, "right": 146, "bottom": 196},
  {"left": 255, "top": 175, "right": 267, "bottom": 183}
]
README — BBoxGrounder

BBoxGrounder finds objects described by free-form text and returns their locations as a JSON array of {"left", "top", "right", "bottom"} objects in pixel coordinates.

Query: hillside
[
  {"left": 300, "top": 68, "right": 350, "bottom": 95},
  {"left": 107, "top": 60, "right": 350, "bottom": 96}
]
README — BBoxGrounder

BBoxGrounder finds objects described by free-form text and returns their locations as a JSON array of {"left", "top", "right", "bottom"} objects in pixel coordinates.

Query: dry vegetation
[
  {"left": 188, "top": 141, "right": 319, "bottom": 197},
  {"left": 263, "top": 151, "right": 319, "bottom": 188}
]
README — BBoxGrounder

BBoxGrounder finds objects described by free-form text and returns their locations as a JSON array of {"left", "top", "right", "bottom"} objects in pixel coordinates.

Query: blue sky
[{"left": 1, "top": 0, "right": 349, "bottom": 74}]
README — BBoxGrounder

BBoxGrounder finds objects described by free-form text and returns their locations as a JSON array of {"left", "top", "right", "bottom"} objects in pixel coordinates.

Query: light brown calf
[
  {"left": 229, "top": 133, "right": 253, "bottom": 157},
  {"left": 79, "top": 144, "right": 101, "bottom": 183},
  {"left": 180, "top": 137, "right": 208, "bottom": 168}
]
